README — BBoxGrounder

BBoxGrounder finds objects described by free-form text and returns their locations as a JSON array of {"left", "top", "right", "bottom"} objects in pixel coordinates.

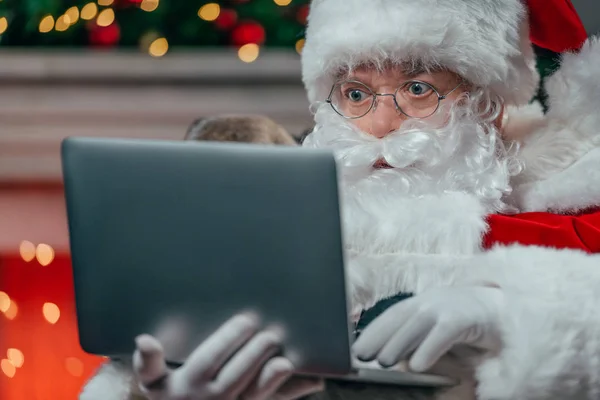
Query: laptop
[{"left": 62, "top": 136, "right": 456, "bottom": 388}]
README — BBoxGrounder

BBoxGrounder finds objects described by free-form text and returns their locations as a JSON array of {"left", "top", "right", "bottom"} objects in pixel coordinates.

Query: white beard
[{"left": 302, "top": 100, "right": 517, "bottom": 256}]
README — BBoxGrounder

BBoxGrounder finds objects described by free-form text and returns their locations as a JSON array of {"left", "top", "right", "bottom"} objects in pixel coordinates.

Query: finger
[
  {"left": 133, "top": 334, "right": 170, "bottom": 388},
  {"left": 273, "top": 376, "right": 325, "bottom": 400},
  {"left": 352, "top": 300, "right": 418, "bottom": 361},
  {"left": 214, "top": 329, "right": 283, "bottom": 397},
  {"left": 152, "top": 315, "right": 190, "bottom": 360},
  {"left": 181, "top": 313, "right": 260, "bottom": 382},
  {"left": 376, "top": 314, "right": 434, "bottom": 368},
  {"left": 409, "top": 324, "right": 461, "bottom": 372},
  {"left": 241, "top": 357, "right": 293, "bottom": 400}
]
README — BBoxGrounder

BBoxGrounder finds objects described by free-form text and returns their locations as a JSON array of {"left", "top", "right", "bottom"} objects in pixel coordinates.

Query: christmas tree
[{"left": 0, "top": 0, "right": 310, "bottom": 53}]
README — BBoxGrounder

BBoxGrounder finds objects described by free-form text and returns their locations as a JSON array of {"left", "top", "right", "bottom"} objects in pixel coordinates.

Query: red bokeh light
[
  {"left": 215, "top": 9, "right": 238, "bottom": 31},
  {"left": 231, "top": 21, "right": 266, "bottom": 46},
  {"left": 88, "top": 21, "right": 121, "bottom": 47},
  {"left": 296, "top": 5, "right": 309, "bottom": 25}
]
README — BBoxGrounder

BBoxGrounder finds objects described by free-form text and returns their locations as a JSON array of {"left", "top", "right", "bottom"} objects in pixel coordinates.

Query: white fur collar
[
  {"left": 505, "top": 103, "right": 600, "bottom": 213},
  {"left": 506, "top": 38, "right": 600, "bottom": 213},
  {"left": 508, "top": 148, "right": 600, "bottom": 213}
]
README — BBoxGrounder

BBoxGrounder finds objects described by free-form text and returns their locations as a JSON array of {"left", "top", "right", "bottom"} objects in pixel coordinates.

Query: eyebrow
[
  {"left": 345, "top": 63, "right": 431, "bottom": 81},
  {"left": 399, "top": 61, "right": 431, "bottom": 77},
  {"left": 345, "top": 74, "right": 372, "bottom": 83}
]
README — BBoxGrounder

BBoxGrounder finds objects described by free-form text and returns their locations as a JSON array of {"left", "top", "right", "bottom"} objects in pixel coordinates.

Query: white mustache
[
  {"left": 303, "top": 100, "right": 514, "bottom": 213},
  {"left": 309, "top": 109, "right": 457, "bottom": 171},
  {"left": 338, "top": 130, "right": 446, "bottom": 169}
]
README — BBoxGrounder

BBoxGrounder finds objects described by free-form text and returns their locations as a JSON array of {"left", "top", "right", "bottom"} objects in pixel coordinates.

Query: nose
[{"left": 366, "top": 96, "right": 404, "bottom": 139}]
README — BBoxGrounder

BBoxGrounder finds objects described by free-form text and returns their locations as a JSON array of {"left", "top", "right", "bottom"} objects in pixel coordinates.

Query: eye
[
  {"left": 345, "top": 89, "right": 370, "bottom": 103},
  {"left": 407, "top": 82, "right": 433, "bottom": 97}
]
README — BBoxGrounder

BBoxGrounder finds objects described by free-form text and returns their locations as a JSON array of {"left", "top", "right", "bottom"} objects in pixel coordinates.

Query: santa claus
[{"left": 80, "top": 0, "right": 600, "bottom": 399}]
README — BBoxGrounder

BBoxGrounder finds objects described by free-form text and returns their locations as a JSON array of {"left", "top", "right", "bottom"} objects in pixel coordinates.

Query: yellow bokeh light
[
  {"left": 66, "top": 7, "right": 80, "bottom": 25},
  {"left": 1, "top": 359, "right": 15, "bottom": 378},
  {"left": 198, "top": 3, "right": 220, "bottom": 21},
  {"left": 4, "top": 300, "right": 17, "bottom": 320},
  {"left": 36, "top": 243, "right": 55, "bottom": 266},
  {"left": 139, "top": 31, "right": 159, "bottom": 51},
  {"left": 141, "top": 0, "right": 159, "bottom": 12},
  {"left": 39, "top": 15, "right": 55, "bottom": 33},
  {"left": 295, "top": 38, "right": 305, "bottom": 54},
  {"left": 148, "top": 37, "right": 168, "bottom": 57},
  {"left": 274, "top": 0, "right": 292, "bottom": 5},
  {"left": 238, "top": 43, "right": 260, "bottom": 63},
  {"left": 0, "top": 291, "right": 10, "bottom": 313},
  {"left": 7, "top": 349, "right": 24, "bottom": 368},
  {"left": 81, "top": 3, "right": 98, "bottom": 20},
  {"left": 65, "top": 357, "right": 84, "bottom": 377},
  {"left": 55, "top": 14, "right": 71, "bottom": 32},
  {"left": 43, "top": 302, "right": 61, "bottom": 324},
  {"left": 97, "top": 8, "right": 115, "bottom": 27},
  {"left": 19, "top": 240, "right": 36, "bottom": 262},
  {"left": 97, "top": 0, "right": 114, "bottom": 5},
  {"left": 0, "top": 17, "right": 7, "bottom": 35}
]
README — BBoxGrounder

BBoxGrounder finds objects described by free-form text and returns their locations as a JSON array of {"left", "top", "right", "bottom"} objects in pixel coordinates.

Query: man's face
[
  {"left": 332, "top": 65, "right": 467, "bottom": 140},
  {"left": 303, "top": 63, "right": 512, "bottom": 212}
]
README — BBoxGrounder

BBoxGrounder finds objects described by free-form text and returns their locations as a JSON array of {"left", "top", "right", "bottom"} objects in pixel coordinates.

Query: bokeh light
[
  {"left": 96, "top": 8, "right": 115, "bottom": 27},
  {"left": 36, "top": 244, "right": 55, "bottom": 266},
  {"left": 141, "top": 0, "right": 159, "bottom": 12},
  {"left": 1, "top": 360, "right": 16, "bottom": 378},
  {"left": 148, "top": 37, "right": 169, "bottom": 57},
  {"left": 238, "top": 43, "right": 260, "bottom": 63},
  {"left": 7, "top": 349, "right": 24, "bottom": 368},
  {"left": 198, "top": 3, "right": 221, "bottom": 21},
  {"left": 65, "top": 7, "right": 80, "bottom": 25},
  {"left": 80, "top": 3, "right": 98, "bottom": 20},
  {"left": 43, "top": 302, "right": 61, "bottom": 324},
  {"left": 0, "top": 291, "right": 10, "bottom": 313},
  {"left": 19, "top": 241, "right": 36, "bottom": 262},
  {"left": 0, "top": 17, "right": 8, "bottom": 35},
  {"left": 65, "top": 358, "right": 84, "bottom": 377}
]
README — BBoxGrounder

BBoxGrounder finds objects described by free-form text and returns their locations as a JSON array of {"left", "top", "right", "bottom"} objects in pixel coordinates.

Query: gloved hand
[
  {"left": 352, "top": 286, "right": 506, "bottom": 372},
  {"left": 133, "top": 313, "right": 324, "bottom": 400}
]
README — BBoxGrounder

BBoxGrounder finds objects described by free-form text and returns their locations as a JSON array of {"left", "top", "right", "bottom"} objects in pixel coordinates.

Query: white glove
[
  {"left": 352, "top": 286, "right": 506, "bottom": 372},
  {"left": 133, "top": 313, "right": 324, "bottom": 400}
]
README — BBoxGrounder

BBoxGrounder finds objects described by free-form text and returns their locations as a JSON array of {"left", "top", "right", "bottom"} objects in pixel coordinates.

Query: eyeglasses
[{"left": 326, "top": 79, "right": 463, "bottom": 120}]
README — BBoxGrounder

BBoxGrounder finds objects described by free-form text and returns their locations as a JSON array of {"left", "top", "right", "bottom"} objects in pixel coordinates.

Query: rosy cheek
[{"left": 350, "top": 118, "right": 369, "bottom": 133}]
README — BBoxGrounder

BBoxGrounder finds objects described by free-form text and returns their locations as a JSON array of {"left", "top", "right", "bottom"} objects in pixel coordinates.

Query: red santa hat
[
  {"left": 527, "top": 0, "right": 587, "bottom": 54},
  {"left": 301, "top": 0, "right": 588, "bottom": 107}
]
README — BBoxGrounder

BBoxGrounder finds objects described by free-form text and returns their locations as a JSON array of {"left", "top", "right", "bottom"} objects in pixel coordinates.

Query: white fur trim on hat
[{"left": 301, "top": 0, "right": 540, "bottom": 106}]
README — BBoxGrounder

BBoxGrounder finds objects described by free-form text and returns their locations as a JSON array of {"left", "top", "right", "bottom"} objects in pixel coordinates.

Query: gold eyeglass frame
[{"left": 326, "top": 79, "right": 463, "bottom": 120}]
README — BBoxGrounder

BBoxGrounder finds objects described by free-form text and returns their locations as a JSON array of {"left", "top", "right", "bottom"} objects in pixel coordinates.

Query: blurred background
[
  {"left": 0, "top": 0, "right": 598, "bottom": 398},
  {"left": 0, "top": 1, "right": 312, "bottom": 398}
]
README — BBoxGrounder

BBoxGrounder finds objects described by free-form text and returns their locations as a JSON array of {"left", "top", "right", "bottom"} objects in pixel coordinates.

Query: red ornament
[
  {"left": 88, "top": 21, "right": 121, "bottom": 47},
  {"left": 230, "top": 21, "right": 266, "bottom": 46},
  {"left": 215, "top": 9, "right": 238, "bottom": 31},
  {"left": 296, "top": 5, "right": 309, "bottom": 25}
]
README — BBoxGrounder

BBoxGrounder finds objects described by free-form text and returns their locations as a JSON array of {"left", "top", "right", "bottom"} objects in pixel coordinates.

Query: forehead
[
  {"left": 344, "top": 63, "right": 421, "bottom": 81},
  {"left": 342, "top": 63, "right": 460, "bottom": 86}
]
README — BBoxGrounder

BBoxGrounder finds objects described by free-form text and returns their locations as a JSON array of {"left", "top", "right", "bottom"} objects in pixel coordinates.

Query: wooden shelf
[{"left": 0, "top": 50, "right": 313, "bottom": 183}]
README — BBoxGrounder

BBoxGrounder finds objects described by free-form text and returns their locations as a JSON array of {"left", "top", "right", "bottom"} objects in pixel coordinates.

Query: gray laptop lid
[{"left": 62, "top": 137, "right": 352, "bottom": 375}]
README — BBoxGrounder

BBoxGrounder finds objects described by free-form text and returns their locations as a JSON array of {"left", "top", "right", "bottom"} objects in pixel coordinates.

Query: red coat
[{"left": 484, "top": 208, "right": 600, "bottom": 253}]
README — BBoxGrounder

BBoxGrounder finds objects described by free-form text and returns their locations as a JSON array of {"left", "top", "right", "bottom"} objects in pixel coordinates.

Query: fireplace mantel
[{"left": 0, "top": 50, "right": 312, "bottom": 183}]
